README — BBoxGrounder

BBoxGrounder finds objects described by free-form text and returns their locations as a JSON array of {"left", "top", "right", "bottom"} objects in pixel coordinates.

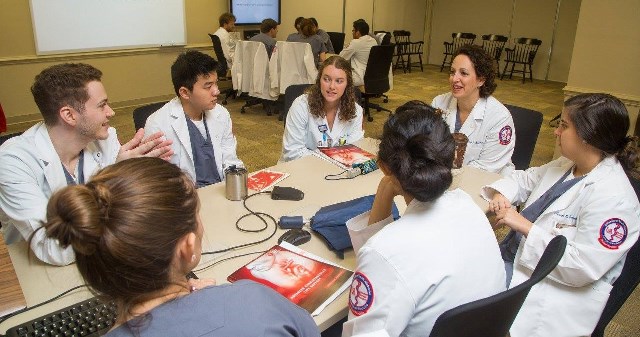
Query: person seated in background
[
  {"left": 213, "top": 12, "right": 238, "bottom": 70},
  {"left": 41, "top": 157, "right": 321, "bottom": 337},
  {"left": 483, "top": 93, "right": 640, "bottom": 337},
  {"left": 281, "top": 56, "right": 364, "bottom": 162},
  {"left": 287, "top": 18, "right": 327, "bottom": 67},
  {"left": 431, "top": 44, "right": 515, "bottom": 175},
  {"left": 286, "top": 16, "right": 305, "bottom": 41},
  {"left": 0, "top": 63, "right": 173, "bottom": 266},
  {"left": 250, "top": 18, "right": 278, "bottom": 58},
  {"left": 342, "top": 101, "right": 506, "bottom": 337},
  {"left": 339, "top": 19, "right": 378, "bottom": 87},
  {"left": 145, "top": 51, "right": 243, "bottom": 188},
  {"left": 354, "top": 18, "right": 383, "bottom": 45},
  {"left": 309, "top": 17, "right": 334, "bottom": 54}
]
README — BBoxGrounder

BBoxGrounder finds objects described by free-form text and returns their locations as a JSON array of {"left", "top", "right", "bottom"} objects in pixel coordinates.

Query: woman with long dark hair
[{"left": 484, "top": 93, "right": 640, "bottom": 336}]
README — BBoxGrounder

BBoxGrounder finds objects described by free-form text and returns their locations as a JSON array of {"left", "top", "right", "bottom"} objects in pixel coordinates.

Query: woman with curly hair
[
  {"left": 280, "top": 56, "right": 364, "bottom": 162},
  {"left": 432, "top": 44, "right": 515, "bottom": 175}
]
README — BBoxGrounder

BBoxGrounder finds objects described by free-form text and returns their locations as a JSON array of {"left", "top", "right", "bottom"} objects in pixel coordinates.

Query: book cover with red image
[
  {"left": 247, "top": 169, "right": 289, "bottom": 192},
  {"left": 316, "top": 144, "right": 376, "bottom": 169},
  {"left": 227, "top": 244, "right": 353, "bottom": 315}
]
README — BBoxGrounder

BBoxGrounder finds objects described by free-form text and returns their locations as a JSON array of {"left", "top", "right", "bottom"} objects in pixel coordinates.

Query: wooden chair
[
  {"left": 392, "top": 30, "right": 411, "bottom": 72},
  {"left": 440, "top": 32, "right": 476, "bottom": 72},
  {"left": 481, "top": 34, "right": 508, "bottom": 76},
  {"left": 404, "top": 41, "right": 424, "bottom": 72},
  {"left": 501, "top": 38, "right": 542, "bottom": 83}
]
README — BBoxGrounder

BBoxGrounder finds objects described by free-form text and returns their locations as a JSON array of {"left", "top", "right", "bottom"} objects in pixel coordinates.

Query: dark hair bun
[{"left": 379, "top": 101, "right": 455, "bottom": 202}]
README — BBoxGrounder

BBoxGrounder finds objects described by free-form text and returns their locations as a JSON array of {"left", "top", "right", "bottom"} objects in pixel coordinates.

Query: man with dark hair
[
  {"left": 145, "top": 51, "right": 243, "bottom": 189},
  {"left": 250, "top": 18, "right": 279, "bottom": 57},
  {"left": 309, "top": 17, "right": 334, "bottom": 54},
  {"left": 286, "top": 16, "right": 305, "bottom": 41},
  {"left": 339, "top": 19, "right": 378, "bottom": 86},
  {"left": 0, "top": 63, "right": 173, "bottom": 265},
  {"left": 213, "top": 12, "right": 238, "bottom": 68}
]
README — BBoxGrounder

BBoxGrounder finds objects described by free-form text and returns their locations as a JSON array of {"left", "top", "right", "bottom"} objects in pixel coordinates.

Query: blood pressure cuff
[{"left": 310, "top": 195, "right": 400, "bottom": 257}]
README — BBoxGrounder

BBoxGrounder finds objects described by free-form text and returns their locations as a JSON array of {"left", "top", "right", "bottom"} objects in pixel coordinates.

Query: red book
[
  {"left": 228, "top": 244, "right": 353, "bottom": 315},
  {"left": 316, "top": 144, "right": 376, "bottom": 169}
]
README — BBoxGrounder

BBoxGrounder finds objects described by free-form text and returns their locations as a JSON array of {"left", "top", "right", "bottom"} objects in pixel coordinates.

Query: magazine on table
[
  {"left": 247, "top": 169, "right": 290, "bottom": 192},
  {"left": 314, "top": 144, "right": 376, "bottom": 170},
  {"left": 227, "top": 243, "right": 353, "bottom": 316}
]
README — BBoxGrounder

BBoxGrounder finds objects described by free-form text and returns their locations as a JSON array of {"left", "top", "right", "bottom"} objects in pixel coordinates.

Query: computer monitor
[{"left": 230, "top": 0, "right": 281, "bottom": 26}]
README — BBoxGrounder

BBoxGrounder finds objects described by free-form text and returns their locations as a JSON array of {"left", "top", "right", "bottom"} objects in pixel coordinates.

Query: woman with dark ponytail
[
  {"left": 483, "top": 93, "right": 640, "bottom": 337},
  {"left": 43, "top": 157, "right": 319, "bottom": 337},
  {"left": 342, "top": 101, "right": 506, "bottom": 337}
]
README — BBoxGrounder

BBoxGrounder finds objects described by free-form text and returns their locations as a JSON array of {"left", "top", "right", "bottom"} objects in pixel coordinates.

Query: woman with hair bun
[
  {"left": 483, "top": 93, "right": 640, "bottom": 337},
  {"left": 42, "top": 157, "right": 319, "bottom": 337},
  {"left": 342, "top": 101, "right": 506, "bottom": 337},
  {"left": 431, "top": 44, "right": 515, "bottom": 175}
]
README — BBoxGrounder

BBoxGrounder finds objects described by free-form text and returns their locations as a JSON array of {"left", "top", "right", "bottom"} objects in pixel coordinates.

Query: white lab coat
[
  {"left": 0, "top": 122, "right": 120, "bottom": 265},
  {"left": 213, "top": 27, "right": 237, "bottom": 69},
  {"left": 280, "top": 94, "right": 364, "bottom": 162},
  {"left": 144, "top": 98, "right": 243, "bottom": 183},
  {"left": 339, "top": 35, "right": 378, "bottom": 87},
  {"left": 431, "top": 93, "right": 515, "bottom": 175},
  {"left": 343, "top": 189, "right": 506, "bottom": 337},
  {"left": 481, "top": 156, "right": 640, "bottom": 337},
  {"left": 231, "top": 41, "right": 277, "bottom": 100},
  {"left": 270, "top": 41, "right": 318, "bottom": 95}
]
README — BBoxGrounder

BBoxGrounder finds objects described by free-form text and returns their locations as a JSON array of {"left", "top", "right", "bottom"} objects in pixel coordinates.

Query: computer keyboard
[{"left": 5, "top": 297, "right": 117, "bottom": 337}]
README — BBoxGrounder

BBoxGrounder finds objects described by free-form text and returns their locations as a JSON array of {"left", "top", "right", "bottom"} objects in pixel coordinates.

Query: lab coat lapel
[
  {"left": 206, "top": 108, "right": 224, "bottom": 174},
  {"left": 170, "top": 104, "right": 194, "bottom": 163},
  {"left": 459, "top": 98, "right": 486, "bottom": 137},
  {"left": 532, "top": 159, "right": 585, "bottom": 217},
  {"left": 35, "top": 125, "right": 67, "bottom": 192}
]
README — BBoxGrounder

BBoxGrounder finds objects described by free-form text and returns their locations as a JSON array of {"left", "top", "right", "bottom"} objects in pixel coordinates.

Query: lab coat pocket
[{"left": 590, "top": 280, "right": 613, "bottom": 302}]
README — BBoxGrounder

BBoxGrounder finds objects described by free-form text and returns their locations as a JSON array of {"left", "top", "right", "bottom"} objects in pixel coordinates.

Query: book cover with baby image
[
  {"left": 227, "top": 244, "right": 353, "bottom": 315},
  {"left": 316, "top": 144, "right": 376, "bottom": 169}
]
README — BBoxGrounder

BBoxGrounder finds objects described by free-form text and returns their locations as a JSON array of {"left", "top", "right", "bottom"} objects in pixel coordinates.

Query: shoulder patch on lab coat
[
  {"left": 598, "top": 218, "right": 628, "bottom": 249},
  {"left": 349, "top": 272, "right": 374, "bottom": 316},
  {"left": 499, "top": 125, "right": 513, "bottom": 145}
]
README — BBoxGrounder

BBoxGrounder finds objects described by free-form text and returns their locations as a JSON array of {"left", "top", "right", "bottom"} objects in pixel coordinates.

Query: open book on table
[
  {"left": 247, "top": 169, "right": 290, "bottom": 192},
  {"left": 314, "top": 144, "right": 376, "bottom": 170},
  {"left": 227, "top": 243, "right": 353, "bottom": 316}
]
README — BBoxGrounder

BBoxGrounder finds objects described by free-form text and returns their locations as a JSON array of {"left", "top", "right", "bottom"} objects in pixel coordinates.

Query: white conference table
[{"left": 1, "top": 138, "right": 501, "bottom": 333}]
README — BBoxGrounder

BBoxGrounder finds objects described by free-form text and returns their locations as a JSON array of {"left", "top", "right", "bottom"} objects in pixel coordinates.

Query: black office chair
[
  {"left": 242, "top": 29, "right": 260, "bottom": 40},
  {"left": 0, "top": 132, "right": 22, "bottom": 146},
  {"left": 362, "top": 44, "right": 395, "bottom": 122},
  {"left": 592, "top": 176, "right": 640, "bottom": 337},
  {"left": 501, "top": 37, "right": 543, "bottom": 83},
  {"left": 208, "top": 33, "right": 237, "bottom": 104},
  {"left": 440, "top": 32, "right": 476, "bottom": 72},
  {"left": 505, "top": 104, "right": 543, "bottom": 170},
  {"left": 327, "top": 32, "right": 346, "bottom": 54},
  {"left": 132, "top": 101, "right": 167, "bottom": 131},
  {"left": 282, "top": 84, "right": 362, "bottom": 125},
  {"left": 481, "top": 34, "right": 508, "bottom": 76},
  {"left": 429, "top": 235, "right": 568, "bottom": 337},
  {"left": 374, "top": 31, "right": 392, "bottom": 45}
]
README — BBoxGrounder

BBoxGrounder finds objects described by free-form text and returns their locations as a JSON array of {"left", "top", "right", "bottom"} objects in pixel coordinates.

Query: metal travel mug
[{"left": 225, "top": 165, "right": 248, "bottom": 201}]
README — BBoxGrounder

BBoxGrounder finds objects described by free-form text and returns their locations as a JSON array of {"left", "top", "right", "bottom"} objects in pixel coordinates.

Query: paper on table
[{"left": 247, "top": 169, "right": 290, "bottom": 192}]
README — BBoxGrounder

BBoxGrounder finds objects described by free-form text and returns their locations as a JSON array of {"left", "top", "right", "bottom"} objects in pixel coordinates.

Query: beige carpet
[{"left": 64, "top": 64, "right": 640, "bottom": 337}]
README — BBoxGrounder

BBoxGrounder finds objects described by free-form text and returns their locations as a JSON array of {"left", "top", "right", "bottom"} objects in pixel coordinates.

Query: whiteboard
[{"left": 29, "top": 0, "right": 186, "bottom": 55}]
